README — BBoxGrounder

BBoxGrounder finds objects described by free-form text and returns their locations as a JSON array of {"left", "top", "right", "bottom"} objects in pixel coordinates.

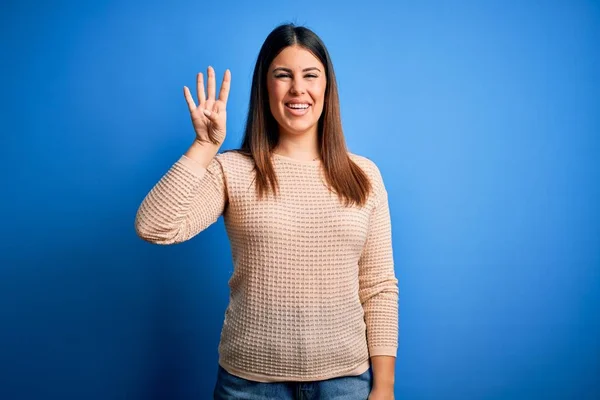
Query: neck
[{"left": 274, "top": 128, "right": 320, "bottom": 161}]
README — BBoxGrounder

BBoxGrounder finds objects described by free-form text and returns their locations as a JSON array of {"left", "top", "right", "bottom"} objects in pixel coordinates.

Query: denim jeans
[{"left": 213, "top": 364, "right": 373, "bottom": 399}]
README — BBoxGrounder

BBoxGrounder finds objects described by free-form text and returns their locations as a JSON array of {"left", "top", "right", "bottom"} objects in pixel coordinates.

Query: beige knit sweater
[{"left": 135, "top": 150, "right": 398, "bottom": 382}]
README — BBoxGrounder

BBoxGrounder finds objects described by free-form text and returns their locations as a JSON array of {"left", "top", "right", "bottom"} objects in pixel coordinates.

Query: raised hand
[{"left": 183, "top": 66, "right": 231, "bottom": 146}]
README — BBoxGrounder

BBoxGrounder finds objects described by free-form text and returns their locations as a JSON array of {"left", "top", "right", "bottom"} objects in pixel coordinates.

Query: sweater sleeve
[
  {"left": 134, "top": 154, "right": 228, "bottom": 245},
  {"left": 358, "top": 164, "right": 399, "bottom": 358}
]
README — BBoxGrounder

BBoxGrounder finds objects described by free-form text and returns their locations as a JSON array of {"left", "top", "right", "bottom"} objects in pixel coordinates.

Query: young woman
[{"left": 135, "top": 23, "right": 398, "bottom": 400}]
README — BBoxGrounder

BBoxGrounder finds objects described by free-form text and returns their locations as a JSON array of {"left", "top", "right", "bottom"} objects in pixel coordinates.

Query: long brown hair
[{"left": 231, "top": 23, "right": 372, "bottom": 207}]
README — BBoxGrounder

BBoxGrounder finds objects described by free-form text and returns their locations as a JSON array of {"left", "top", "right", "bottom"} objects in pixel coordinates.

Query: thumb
[{"left": 202, "top": 108, "right": 220, "bottom": 122}]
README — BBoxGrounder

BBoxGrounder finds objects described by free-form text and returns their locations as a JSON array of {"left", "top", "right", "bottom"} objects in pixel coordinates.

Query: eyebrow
[{"left": 272, "top": 67, "right": 322, "bottom": 73}]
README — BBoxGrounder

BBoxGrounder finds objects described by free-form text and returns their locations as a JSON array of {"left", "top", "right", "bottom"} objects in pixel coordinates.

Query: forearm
[
  {"left": 134, "top": 158, "right": 206, "bottom": 244},
  {"left": 135, "top": 148, "right": 226, "bottom": 244},
  {"left": 370, "top": 355, "right": 396, "bottom": 390}
]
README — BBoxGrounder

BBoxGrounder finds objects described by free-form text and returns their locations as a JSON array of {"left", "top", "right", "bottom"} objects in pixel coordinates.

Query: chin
[{"left": 283, "top": 122, "right": 318, "bottom": 135}]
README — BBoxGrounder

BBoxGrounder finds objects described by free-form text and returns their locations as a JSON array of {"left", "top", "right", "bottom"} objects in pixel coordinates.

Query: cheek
[
  {"left": 267, "top": 83, "right": 284, "bottom": 119},
  {"left": 310, "top": 81, "right": 326, "bottom": 120},
  {"left": 311, "top": 81, "right": 327, "bottom": 105},
  {"left": 268, "top": 81, "right": 288, "bottom": 104}
]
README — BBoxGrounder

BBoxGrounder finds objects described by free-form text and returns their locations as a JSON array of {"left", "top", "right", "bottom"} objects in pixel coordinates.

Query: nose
[{"left": 290, "top": 79, "right": 306, "bottom": 95}]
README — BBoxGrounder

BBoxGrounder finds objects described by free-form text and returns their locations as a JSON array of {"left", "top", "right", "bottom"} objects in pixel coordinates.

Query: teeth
[{"left": 287, "top": 103, "right": 309, "bottom": 109}]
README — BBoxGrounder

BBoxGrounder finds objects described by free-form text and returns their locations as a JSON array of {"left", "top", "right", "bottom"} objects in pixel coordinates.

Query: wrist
[
  {"left": 192, "top": 136, "right": 221, "bottom": 147},
  {"left": 184, "top": 140, "right": 220, "bottom": 168},
  {"left": 372, "top": 379, "right": 395, "bottom": 390}
]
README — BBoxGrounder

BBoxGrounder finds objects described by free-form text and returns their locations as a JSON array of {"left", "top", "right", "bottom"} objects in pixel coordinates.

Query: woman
[{"left": 135, "top": 23, "right": 398, "bottom": 400}]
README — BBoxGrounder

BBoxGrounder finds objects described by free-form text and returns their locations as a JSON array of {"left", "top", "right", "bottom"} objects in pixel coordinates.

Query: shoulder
[
  {"left": 209, "top": 149, "right": 257, "bottom": 190},
  {"left": 214, "top": 149, "right": 255, "bottom": 172},
  {"left": 348, "top": 152, "right": 389, "bottom": 207},
  {"left": 348, "top": 152, "right": 385, "bottom": 184}
]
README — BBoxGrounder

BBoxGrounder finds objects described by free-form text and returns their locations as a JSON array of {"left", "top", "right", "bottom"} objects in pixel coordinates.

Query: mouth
[
  {"left": 285, "top": 102, "right": 311, "bottom": 109},
  {"left": 285, "top": 102, "right": 311, "bottom": 116}
]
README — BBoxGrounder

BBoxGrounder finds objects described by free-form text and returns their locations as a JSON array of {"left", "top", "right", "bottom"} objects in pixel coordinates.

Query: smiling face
[{"left": 266, "top": 45, "right": 327, "bottom": 138}]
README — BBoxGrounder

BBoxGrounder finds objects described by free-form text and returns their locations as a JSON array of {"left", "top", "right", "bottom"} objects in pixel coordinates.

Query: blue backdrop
[{"left": 1, "top": 1, "right": 599, "bottom": 399}]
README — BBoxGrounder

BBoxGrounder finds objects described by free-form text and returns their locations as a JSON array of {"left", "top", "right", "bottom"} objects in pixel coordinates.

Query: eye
[
  {"left": 305, "top": 74, "right": 318, "bottom": 79},
  {"left": 275, "top": 73, "right": 291, "bottom": 78}
]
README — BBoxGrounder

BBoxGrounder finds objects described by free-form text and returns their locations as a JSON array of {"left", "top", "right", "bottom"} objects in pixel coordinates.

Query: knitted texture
[{"left": 135, "top": 150, "right": 398, "bottom": 382}]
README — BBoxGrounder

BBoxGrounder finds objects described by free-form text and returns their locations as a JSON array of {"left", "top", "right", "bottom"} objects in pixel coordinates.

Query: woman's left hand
[{"left": 368, "top": 388, "right": 395, "bottom": 400}]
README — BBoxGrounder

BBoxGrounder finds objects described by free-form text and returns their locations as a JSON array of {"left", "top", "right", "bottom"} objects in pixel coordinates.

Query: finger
[
  {"left": 183, "top": 86, "right": 196, "bottom": 112},
  {"left": 218, "top": 69, "right": 231, "bottom": 105},
  {"left": 207, "top": 66, "right": 216, "bottom": 101},
  {"left": 196, "top": 72, "right": 206, "bottom": 108}
]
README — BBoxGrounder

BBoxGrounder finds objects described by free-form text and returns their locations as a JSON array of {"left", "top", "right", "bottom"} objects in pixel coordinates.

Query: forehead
[{"left": 270, "top": 45, "right": 324, "bottom": 70}]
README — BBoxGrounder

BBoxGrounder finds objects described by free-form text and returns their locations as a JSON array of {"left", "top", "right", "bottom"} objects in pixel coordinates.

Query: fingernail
[{"left": 203, "top": 109, "right": 212, "bottom": 117}]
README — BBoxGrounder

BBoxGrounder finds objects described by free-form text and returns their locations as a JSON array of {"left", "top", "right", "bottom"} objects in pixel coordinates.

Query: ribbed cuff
[{"left": 369, "top": 346, "right": 397, "bottom": 357}]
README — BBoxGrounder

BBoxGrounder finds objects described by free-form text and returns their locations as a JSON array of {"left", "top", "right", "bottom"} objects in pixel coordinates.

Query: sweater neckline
[{"left": 272, "top": 152, "right": 322, "bottom": 166}]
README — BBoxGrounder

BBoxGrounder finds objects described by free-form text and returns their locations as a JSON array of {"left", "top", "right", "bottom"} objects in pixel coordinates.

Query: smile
[
  {"left": 285, "top": 103, "right": 310, "bottom": 109},
  {"left": 284, "top": 102, "right": 311, "bottom": 116}
]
